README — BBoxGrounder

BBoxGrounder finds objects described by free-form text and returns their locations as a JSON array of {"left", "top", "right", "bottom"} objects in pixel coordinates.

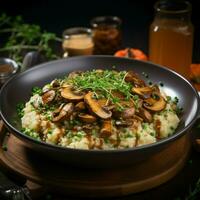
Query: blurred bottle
[
  {"left": 90, "top": 16, "right": 122, "bottom": 55},
  {"left": 149, "top": 0, "right": 194, "bottom": 79}
]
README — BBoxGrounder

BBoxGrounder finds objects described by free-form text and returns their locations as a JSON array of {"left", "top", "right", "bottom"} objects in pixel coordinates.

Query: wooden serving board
[{"left": 0, "top": 121, "right": 191, "bottom": 198}]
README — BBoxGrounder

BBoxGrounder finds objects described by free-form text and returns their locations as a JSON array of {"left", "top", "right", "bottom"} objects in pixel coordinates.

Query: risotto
[{"left": 20, "top": 69, "right": 180, "bottom": 150}]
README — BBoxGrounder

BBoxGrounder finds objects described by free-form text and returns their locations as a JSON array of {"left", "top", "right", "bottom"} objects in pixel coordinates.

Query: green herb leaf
[
  {"left": 0, "top": 13, "right": 61, "bottom": 64},
  {"left": 32, "top": 86, "right": 42, "bottom": 95},
  {"left": 16, "top": 102, "right": 25, "bottom": 118}
]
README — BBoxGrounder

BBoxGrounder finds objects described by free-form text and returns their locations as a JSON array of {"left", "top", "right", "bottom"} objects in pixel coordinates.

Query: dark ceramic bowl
[{"left": 0, "top": 56, "right": 199, "bottom": 168}]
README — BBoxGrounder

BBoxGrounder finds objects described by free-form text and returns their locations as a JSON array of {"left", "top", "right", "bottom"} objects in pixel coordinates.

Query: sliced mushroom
[
  {"left": 133, "top": 115, "right": 143, "bottom": 122},
  {"left": 121, "top": 107, "right": 135, "bottom": 119},
  {"left": 61, "top": 86, "right": 84, "bottom": 101},
  {"left": 42, "top": 90, "right": 56, "bottom": 104},
  {"left": 82, "top": 124, "right": 94, "bottom": 130},
  {"left": 53, "top": 103, "right": 65, "bottom": 115},
  {"left": 84, "top": 92, "right": 112, "bottom": 119},
  {"left": 67, "top": 71, "right": 82, "bottom": 79},
  {"left": 143, "top": 94, "right": 166, "bottom": 112},
  {"left": 143, "top": 97, "right": 157, "bottom": 106},
  {"left": 137, "top": 107, "right": 152, "bottom": 123},
  {"left": 78, "top": 113, "right": 97, "bottom": 123},
  {"left": 97, "top": 99, "right": 115, "bottom": 111},
  {"left": 52, "top": 103, "right": 74, "bottom": 122},
  {"left": 111, "top": 91, "right": 125, "bottom": 99},
  {"left": 97, "top": 99, "right": 108, "bottom": 106},
  {"left": 132, "top": 87, "right": 152, "bottom": 99},
  {"left": 115, "top": 119, "right": 133, "bottom": 126},
  {"left": 154, "top": 119, "right": 161, "bottom": 138},
  {"left": 125, "top": 71, "right": 146, "bottom": 87},
  {"left": 75, "top": 101, "right": 86, "bottom": 111},
  {"left": 120, "top": 100, "right": 135, "bottom": 108},
  {"left": 100, "top": 119, "right": 112, "bottom": 137},
  {"left": 50, "top": 79, "right": 60, "bottom": 88},
  {"left": 103, "top": 104, "right": 115, "bottom": 111}
]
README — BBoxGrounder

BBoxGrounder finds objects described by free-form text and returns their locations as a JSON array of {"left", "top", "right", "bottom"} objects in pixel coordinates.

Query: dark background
[
  {"left": 1, "top": 1, "right": 200, "bottom": 199},
  {"left": 0, "top": 0, "right": 199, "bottom": 61}
]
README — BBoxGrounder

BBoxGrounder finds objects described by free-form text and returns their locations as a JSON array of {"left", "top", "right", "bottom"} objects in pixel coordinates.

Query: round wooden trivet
[{"left": 0, "top": 121, "right": 191, "bottom": 198}]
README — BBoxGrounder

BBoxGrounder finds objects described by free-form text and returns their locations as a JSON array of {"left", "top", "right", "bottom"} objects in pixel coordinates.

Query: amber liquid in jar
[
  {"left": 149, "top": 19, "right": 193, "bottom": 78},
  {"left": 149, "top": 0, "right": 193, "bottom": 79}
]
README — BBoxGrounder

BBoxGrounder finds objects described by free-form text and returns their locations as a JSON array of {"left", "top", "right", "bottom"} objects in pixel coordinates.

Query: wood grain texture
[{"left": 0, "top": 120, "right": 191, "bottom": 197}]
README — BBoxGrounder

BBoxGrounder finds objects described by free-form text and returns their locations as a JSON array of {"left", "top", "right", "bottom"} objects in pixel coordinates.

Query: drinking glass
[{"left": 62, "top": 27, "right": 94, "bottom": 57}]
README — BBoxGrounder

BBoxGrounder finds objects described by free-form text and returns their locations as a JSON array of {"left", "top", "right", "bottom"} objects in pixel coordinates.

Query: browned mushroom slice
[
  {"left": 96, "top": 99, "right": 108, "bottom": 106},
  {"left": 61, "top": 86, "right": 84, "bottom": 101},
  {"left": 125, "top": 71, "right": 146, "bottom": 87},
  {"left": 52, "top": 103, "right": 74, "bottom": 122},
  {"left": 121, "top": 107, "right": 135, "bottom": 119},
  {"left": 103, "top": 104, "right": 115, "bottom": 111},
  {"left": 97, "top": 98, "right": 115, "bottom": 111},
  {"left": 143, "top": 97, "right": 157, "bottom": 106},
  {"left": 132, "top": 87, "right": 152, "bottom": 98},
  {"left": 120, "top": 100, "right": 135, "bottom": 108},
  {"left": 78, "top": 113, "right": 97, "bottom": 123},
  {"left": 115, "top": 119, "right": 133, "bottom": 126},
  {"left": 42, "top": 90, "right": 56, "bottom": 104},
  {"left": 111, "top": 91, "right": 125, "bottom": 99},
  {"left": 84, "top": 92, "right": 112, "bottom": 119},
  {"left": 53, "top": 103, "right": 65, "bottom": 115},
  {"left": 67, "top": 71, "right": 82, "bottom": 79},
  {"left": 100, "top": 119, "right": 112, "bottom": 137},
  {"left": 137, "top": 107, "right": 152, "bottom": 123},
  {"left": 75, "top": 101, "right": 86, "bottom": 111},
  {"left": 143, "top": 94, "right": 166, "bottom": 112},
  {"left": 50, "top": 79, "right": 60, "bottom": 88},
  {"left": 133, "top": 115, "right": 143, "bottom": 122}
]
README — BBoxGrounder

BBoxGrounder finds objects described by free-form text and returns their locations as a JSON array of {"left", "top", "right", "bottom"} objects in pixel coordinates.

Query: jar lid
[
  {"left": 62, "top": 27, "right": 92, "bottom": 39},
  {"left": 0, "top": 58, "right": 19, "bottom": 78},
  {"left": 90, "top": 16, "right": 122, "bottom": 28},
  {"left": 155, "top": 0, "right": 192, "bottom": 14}
]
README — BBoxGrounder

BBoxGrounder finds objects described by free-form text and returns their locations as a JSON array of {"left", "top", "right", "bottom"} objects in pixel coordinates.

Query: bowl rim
[{"left": 0, "top": 55, "right": 199, "bottom": 154}]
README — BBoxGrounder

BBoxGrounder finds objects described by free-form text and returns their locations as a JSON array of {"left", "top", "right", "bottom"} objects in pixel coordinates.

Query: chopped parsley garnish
[
  {"left": 159, "top": 82, "right": 164, "bottom": 87},
  {"left": 32, "top": 86, "right": 42, "bottom": 95},
  {"left": 142, "top": 72, "right": 149, "bottom": 78},
  {"left": 166, "top": 96, "right": 171, "bottom": 102},
  {"left": 16, "top": 102, "right": 25, "bottom": 118},
  {"left": 174, "top": 96, "right": 179, "bottom": 104},
  {"left": 151, "top": 93, "right": 160, "bottom": 100},
  {"left": 2, "top": 144, "right": 7, "bottom": 151},
  {"left": 142, "top": 123, "right": 148, "bottom": 130},
  {"left": 21, "top": 128, "right": 40, "bottom": 140},
  {"left": 148, "top": 81, "right": 153, "bottom": 85},
  {"left": 175, "top": 106, "right": 183, "bottom": 115},
  {"left": 150, "top": 132, "right": 155, "bottom": 137}
]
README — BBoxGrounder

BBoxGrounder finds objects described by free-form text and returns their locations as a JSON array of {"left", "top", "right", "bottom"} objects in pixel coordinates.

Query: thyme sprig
[{"left": 0, "top": 13, "right": 62, "bottom": 65}]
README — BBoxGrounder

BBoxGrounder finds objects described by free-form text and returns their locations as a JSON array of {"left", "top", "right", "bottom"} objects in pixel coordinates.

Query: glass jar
[
  {"left": 90, "top": 16, "right": 122, "bottom": 55},
  {"left": 149, "top": 0, "right": 194, "bottom": 79},
  {"left": 62, "top": 27, "right": 94, "bottom": 57},
  {"left": 0, "top": 58, "right": 19, "bottom": 88}
]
